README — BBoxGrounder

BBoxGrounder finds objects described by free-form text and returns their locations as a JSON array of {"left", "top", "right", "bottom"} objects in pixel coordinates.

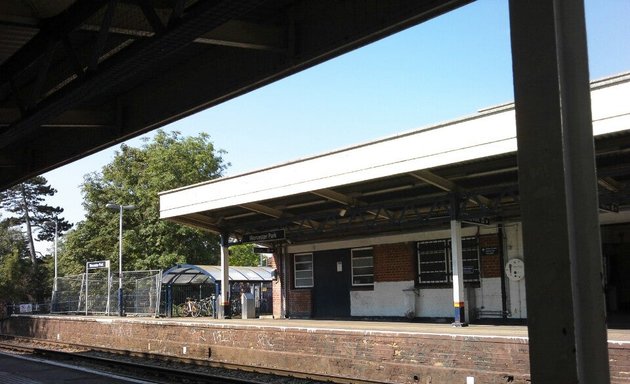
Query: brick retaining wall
[{"left": 1, "top": 316, "right": 628, "bottom": 383}]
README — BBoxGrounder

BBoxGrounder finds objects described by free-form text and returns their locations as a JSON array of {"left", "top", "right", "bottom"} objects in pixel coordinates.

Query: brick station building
[{"left": 160, "top": 72, "right": 630, "bottom": 326}]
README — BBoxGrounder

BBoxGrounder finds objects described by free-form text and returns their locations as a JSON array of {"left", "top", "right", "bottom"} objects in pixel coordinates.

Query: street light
[{"left": 106, "top": 203, "right": 135, "bottom": 316}]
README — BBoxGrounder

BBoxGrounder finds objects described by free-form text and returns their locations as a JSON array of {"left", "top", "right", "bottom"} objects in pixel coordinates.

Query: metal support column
[
  {"left": 509, "top": 1, "right": 609, "bottom": 382},
  {"left": 219, "top": 233, "right": 231, "bottom": 319},
  {"left": 166, "top": 284, "right": 173, "bottom": 318},
  {"left": 451, "top": 219, "right": 467, "bottom": 326}
]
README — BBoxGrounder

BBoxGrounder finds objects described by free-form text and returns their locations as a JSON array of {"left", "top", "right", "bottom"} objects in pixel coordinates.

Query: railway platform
[{"left": 1, "top": 315, "right": 629, "bottom": 383}]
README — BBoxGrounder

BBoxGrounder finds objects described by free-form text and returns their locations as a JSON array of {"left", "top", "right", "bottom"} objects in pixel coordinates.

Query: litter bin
[{"left": 241, "top": 292, "right": 255, "bottom": 319}]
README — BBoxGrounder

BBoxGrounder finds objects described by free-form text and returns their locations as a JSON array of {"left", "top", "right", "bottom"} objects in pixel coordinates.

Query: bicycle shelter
[{"left": 162, "top": 264, "right": 275, "bottom": 318}]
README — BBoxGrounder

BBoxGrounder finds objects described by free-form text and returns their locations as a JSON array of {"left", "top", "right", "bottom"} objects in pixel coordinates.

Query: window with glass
[
  {"left": 294, "top": 253, "right": 314, "bottom": 288},
  {"left": 351, "top": 247, "right": 374, "bottom": 286},
  {"left": 417, "top": 237, "right": 480, "bottom": 285}
]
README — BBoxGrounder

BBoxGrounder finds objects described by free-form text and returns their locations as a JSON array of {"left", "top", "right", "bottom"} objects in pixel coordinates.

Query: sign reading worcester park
[
  {"left": 87, "top": 260, "right": 110, "bottom": 269},
  {"left": 242, "top": 229, "right": 285, "bottom": 244}
]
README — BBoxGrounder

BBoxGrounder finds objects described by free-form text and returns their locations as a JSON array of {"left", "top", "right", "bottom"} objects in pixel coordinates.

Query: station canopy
[
  {"left": 162, "top": 264, "right": 275, "bottom": 285},
  {"left": 159, "top": 73, "right": 630, "bottom": 244}
]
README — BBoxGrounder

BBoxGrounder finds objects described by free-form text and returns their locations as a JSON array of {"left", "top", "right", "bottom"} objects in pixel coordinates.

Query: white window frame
[
  {"left": 294, "top": 253, "right": 314, "bottom": 288},
  {"left": 351, "top": 247, "right": 374, "bottom": 287}
]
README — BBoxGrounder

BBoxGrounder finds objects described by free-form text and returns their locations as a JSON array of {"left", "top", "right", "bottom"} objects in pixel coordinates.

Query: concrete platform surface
[{"left": 78, "top": 315, "right": 630, "bottom": 343}]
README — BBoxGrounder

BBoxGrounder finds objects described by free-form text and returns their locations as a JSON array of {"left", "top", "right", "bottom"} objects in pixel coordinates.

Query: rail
[
  {"left": 0, "top": 337, "right": 266, "bottom": 384},
  {"left": 0, "top": 336, "right": 384, "bottom": 384}
]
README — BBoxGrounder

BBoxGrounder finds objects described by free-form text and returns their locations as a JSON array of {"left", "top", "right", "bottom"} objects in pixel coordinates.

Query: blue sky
[{"left": 42, "top": 0, "right": 630, "bottom": 232}]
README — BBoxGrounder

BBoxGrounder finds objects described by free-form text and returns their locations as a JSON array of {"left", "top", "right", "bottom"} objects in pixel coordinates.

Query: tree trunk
[{"left": 20, "top": 184, "right": 37, "bottom": 266}]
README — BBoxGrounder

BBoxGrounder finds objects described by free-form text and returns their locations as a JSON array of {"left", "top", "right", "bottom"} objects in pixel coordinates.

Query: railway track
[{"left": 0, "top": 337, "right": 334, "bottom": 384}]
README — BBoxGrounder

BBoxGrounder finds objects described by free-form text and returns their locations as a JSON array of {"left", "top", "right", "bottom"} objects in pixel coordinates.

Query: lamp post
[{"left": 106, "top": 203, "right": 135, "bottom": 316}]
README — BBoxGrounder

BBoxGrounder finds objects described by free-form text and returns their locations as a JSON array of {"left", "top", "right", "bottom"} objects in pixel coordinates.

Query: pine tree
[{"left": 0, "top": 176, "right": 72, "bottom": 265}]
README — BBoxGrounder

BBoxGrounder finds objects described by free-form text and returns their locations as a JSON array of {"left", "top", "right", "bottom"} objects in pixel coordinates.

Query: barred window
[
  {"left": 417, "top": 237, "right": 480, "bottom": 285},
  {"left": 417, "top": 240, "right": 449, "bottom": 284},
  {"left": 351, "top": 247, "right": 374, "bottom": 286},
  {"left": 460, "top": 237, "right": 481, "bottom": 283},
  {"left": 294, "top": 253, "right": 314, "bottom": 288}
]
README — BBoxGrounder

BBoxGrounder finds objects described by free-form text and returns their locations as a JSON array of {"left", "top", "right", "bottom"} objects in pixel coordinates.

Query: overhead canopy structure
[
  {"left": 2, "top": 0, "right": 617, "bottom": 380},
  {"left": 0, "top": 0, "right": 471, "bottom": 190},
  {"left": 160, "top": 73, "right": 630, "bottom": 243},
  {"left": 162, "top": 264, "right": 275, "bottom": 285}
]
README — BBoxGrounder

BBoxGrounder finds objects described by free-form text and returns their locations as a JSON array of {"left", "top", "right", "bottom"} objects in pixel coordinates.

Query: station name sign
[
  {"left": 87, "top": 260, "right": 110, "bottom": 269},
  {"left": 462, "top": 217, "right": 490, "bottom": 226},
  {"left": 242, "top": 229, "right": 285, "bottom": 243}
]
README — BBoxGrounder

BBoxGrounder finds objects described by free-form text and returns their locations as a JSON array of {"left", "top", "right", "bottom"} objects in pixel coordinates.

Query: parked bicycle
[
  {"left": 197, "top": 296, "right": 215, "bottom": 317},
  {"left": 174, "top": 296, "right": 215, "bottom": 317},
  {"left": 230, "top": 295, "right": 242, "bottom": 317},
  {"left": 175, "top": 297, "right": 200, "bottom": 317}
]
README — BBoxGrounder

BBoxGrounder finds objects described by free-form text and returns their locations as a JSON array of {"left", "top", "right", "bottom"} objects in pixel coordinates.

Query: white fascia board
[
  {"left": 288, "top": 226, "right": 499, "bottom": 254},
  {"left": 591, "top": 79, "right": 630, "bottom": 135},
  {"left": 160, "top": 111, "right": 516, "bottom": 218},
  {"left": 159, "top": 74, "right": 630, "bottom": 219}
]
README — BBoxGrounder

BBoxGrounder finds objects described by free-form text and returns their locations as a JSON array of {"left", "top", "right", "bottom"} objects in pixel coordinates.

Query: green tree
[
  {"left": 229, "top": 244, "right": 261, "bottom": 266},
  {"left": 61, "top": 130, "right": 228, "bottom": 274},
  {"left": 0, "top": 220, "right": 33, "bottom": 303},
  {"left": 0, "top": 176, "right": 72, "bottom": 265}
]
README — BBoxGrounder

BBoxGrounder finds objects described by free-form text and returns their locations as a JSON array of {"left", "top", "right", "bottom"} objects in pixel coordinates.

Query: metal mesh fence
[
  {"left": 122, "top": 270, "right": 162, "bottom": 316},
  {"left": 51, "top": 270, "right": 161, "bottom": 316},
  {"left": 85, "top": 269, "right": 111, "bottom": 314},
  {"left": 52, "top": 273, "right": 86, "bottom": 313}
]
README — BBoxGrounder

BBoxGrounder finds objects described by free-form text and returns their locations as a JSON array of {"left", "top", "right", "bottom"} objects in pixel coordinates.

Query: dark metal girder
[
  {"left": 0, "top": 124, "right": 120, "bottom": 178},
  {"left": 1, "top": 0, "right": 473, "bottom": 190},
  {"left": 0, "top": 0, "right": 268, "bottom": 150},
  {"left": 118, "top": 0, "right": 474, "bottom": 133},
  {"left": 225, "top": 184, "right": 522, "bottom": 241},
  {"left": 0, "top": 1, "right": 110, "bottom": 87},
  {"left": 88, "top": 0, "right": 118, "bottom": 72},
  {"left": 0, "top": 106, "right": 115, "bottom": 128}
]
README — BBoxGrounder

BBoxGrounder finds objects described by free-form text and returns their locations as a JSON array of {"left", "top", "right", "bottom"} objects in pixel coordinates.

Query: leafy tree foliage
[
  {"left": 229, "top": 244, "right": 262, "bottom": 266},
  {"left": 60, "top": 130, "right": 228, "bottom": 274},
  {"left": 0, "top": 220, "right": 37, "bottom": 303},
  {"left": 0, "top": 176, "right": 72, "bottom": 265}
]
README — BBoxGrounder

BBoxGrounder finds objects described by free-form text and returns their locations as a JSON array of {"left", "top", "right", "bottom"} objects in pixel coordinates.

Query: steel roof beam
[
  {"left": 78, "top": 15, "right": 286, "bottom": 51},
  {"left": 239, "top": 202, "right": 318, "bottom": 230},
  {"left": 311, "top": 188, "right": 356, "bottom": 205},
  {"left": 0, "top": 0, "right": 110, "bottom": 86},
  {"left": 312, "top": 188, "right": 393, "bottom": 219},
  {"left": 0, "top": 0, "right": 473, "bottom": 190},
  {"left": 239, "top": 202, "right": 284, "bottom": 218},
  {"left": 409, "top": 170, "right": 493, "bottom": 207},
  {"left": 168, "top": 213, "right": 224, "bottom": 234},
  {"left": 0, "top": 0, "right": 267, "bottom": 149},
  {"left": 598, "top": 176, "right": 622, "bottom": 193}
]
